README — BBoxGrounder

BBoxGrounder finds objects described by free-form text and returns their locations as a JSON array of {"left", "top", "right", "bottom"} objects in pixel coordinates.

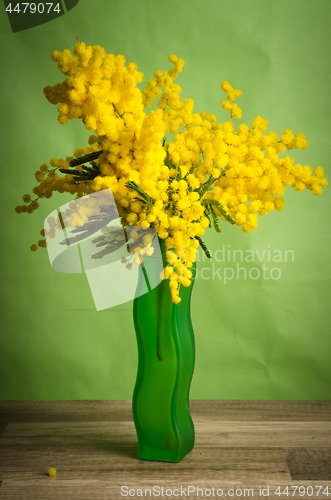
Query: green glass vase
[{"left": 132, "top": 240, "right": 196, "bottom": 462}]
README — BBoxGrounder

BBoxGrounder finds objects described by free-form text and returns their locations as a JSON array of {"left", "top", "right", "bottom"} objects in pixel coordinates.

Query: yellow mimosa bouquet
[{"left": 16, "top": 42, "right": 328, "bottom": 303}]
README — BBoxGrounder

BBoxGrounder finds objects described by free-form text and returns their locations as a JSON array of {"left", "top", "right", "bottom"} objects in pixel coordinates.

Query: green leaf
[
  {"left": 202, "top": 199, "right": 235, "bottom": 225},
  {"left": 185, "top": 165, "right": 196, "bottom": 177},
  {"left": 69, "top": 150, "right": 103, "bottom": 167},
  {"left": 194, "top": 236, "right": 212, "bottom": 260},
  {"left": 125, "top": 181, "right": 154, "bottom": 211},
  {"left": 210, "top": 206, "right": 222, "bottom": 232},
  {"left": 197, "top": 175, "right": 215, "bottom": 198},
  {"left": 59, "top": 160, "right": 101, "bottom": 182}
]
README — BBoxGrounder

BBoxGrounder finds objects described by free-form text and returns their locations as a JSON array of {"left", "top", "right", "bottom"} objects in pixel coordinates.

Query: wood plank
[
  {"left": 1, "top": 401, "right": 331, "bottom": 500},
  {"left": 1, "top": 400, "right": 331, "bottom": 423},
  {"left": 194, "top": 420, "right": 331, "bottom": 447},
  {"left": 0, "top": 400, "right": 133, "bottom": 422},
  {"left": 0, "top": 479, "right": 330, "bottom": 500},
  {"left": 191, "top": 400, "right": 331, "bottom": 422},
  {"left": 0, "top": 444, "right": 291, "bottom": 480},
  {"left": 0, "top": 422, "right": 7, "bottom": 438},
  {"left": 1, "top": 420, "right": 331, "bottom": 450},
  {"left": 286, "top": 448, "right": 331, "bottom": 480},
  {"left": 0, "top": 466, "right": 291, "bottom": 482}
]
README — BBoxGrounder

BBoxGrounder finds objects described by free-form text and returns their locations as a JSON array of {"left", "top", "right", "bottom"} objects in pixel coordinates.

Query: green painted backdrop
[{"left": 1, "top": 0, "right": 330, "bottom": 400}]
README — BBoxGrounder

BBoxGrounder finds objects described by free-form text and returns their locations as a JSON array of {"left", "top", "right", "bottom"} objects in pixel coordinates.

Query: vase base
[{"left": 137, "top": 441, "right": 194, "bottom": 463}]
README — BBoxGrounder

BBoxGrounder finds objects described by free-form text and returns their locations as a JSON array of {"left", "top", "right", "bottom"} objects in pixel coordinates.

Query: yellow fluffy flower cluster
[{"left": 16, "top": 42, "right": 328, "bottom": 303}]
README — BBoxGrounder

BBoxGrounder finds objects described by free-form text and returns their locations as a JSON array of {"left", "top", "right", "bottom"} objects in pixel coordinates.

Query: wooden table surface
[{"left": 0, "top": 400, "right": 330, "bottom": 499}]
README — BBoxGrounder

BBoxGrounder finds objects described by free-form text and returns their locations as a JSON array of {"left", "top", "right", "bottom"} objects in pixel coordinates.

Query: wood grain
[
  {"left": 0, "top": 422, "right": 7, "bottom": 439},
  {"left": 0, "top": 401, "right": 330, "bottom": 500},
  {"left": 1, "top": 400, "right": 331, "bottom": 422},
  {"left": 285, "top": 448, "right": 331, "bottom": 480}
]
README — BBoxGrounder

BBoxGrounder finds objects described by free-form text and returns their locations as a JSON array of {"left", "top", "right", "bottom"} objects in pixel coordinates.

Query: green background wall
[{"left": 1, "top": 0, "right": 330, "bottom": 400}]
